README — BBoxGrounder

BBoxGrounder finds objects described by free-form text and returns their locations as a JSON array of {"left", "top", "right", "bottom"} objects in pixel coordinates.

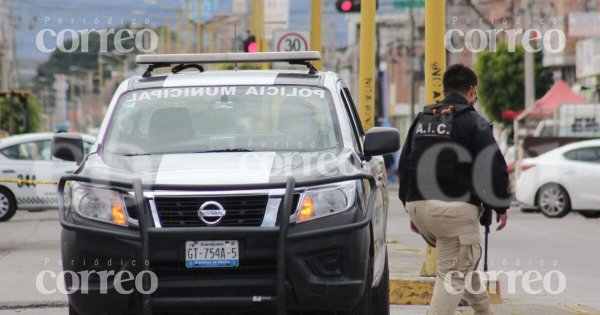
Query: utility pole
[
  {"left": 196, "top": 0, "right": 202, "bottom": 53},
  {"left": 421, "top": 0, "right": 446, "bottom": 277},
  {"left": 310, "top": 0, "right": 322, "bottom": 70},
  {"left": 524, "top": 0, "right": 535, "bottom": 109},
  {"left": 358, "top": 0, "right": 377, "bottom": 130},
  {"left": 256, "top": 0, "right": 268, "bottom": 69},
  {"left": 166, "top": 17, "right": 172, "bottom": 53},
  {"left": 159, "top": 25, "right": 166, "bottom": 53},
  {"left": 409, "top": 5, "right": 415, "bottom": 121},
  {"left": 185, "top": 0, "right": 191, "bottom": 52},
  {"left": 177, "top": 10, "right": 183, "bottom": 53},
  {"left": 0, "top": 0, "right": 17, "bottom": 90},
  {"left": 98, "top": 53, "right": 104, "bottom": 104},
  {"left": 250, "top": 0, "right": 256, "bottom": 36}
]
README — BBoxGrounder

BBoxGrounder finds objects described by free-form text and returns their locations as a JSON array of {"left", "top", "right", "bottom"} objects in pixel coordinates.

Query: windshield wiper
[{"left": 194, "top": 148, "right": 254, "bottom": 153}]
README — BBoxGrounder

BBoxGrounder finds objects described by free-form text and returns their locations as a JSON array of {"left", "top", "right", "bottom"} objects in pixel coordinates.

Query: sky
[{"left": 11, "top": 0, "right": 405, "bottom": 77}]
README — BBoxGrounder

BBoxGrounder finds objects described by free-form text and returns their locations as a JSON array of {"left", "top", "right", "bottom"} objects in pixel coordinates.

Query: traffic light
[
  {"left": 335, "top": 0, "right": 377, "bottom": 13},
  {"left": 243, "top": 35, "right": 257, "bottom": 53},
  {"left": 336, "top": 0, "right": 360, "bottom": 12}
]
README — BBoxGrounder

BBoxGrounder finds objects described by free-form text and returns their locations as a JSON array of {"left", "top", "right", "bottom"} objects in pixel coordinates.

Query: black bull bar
[{"left": 57, "top": 174, "right": 377, "bottom": 315}]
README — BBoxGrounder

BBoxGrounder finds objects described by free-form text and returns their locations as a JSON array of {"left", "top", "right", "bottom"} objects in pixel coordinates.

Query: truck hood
[{"left": 78, "top": 150, "right": 364, "bottom": 187}]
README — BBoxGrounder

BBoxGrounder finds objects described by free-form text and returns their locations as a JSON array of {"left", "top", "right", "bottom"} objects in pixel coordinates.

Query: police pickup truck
[{"left": 52, "top": 52, "right": 400, "bottom": 315}]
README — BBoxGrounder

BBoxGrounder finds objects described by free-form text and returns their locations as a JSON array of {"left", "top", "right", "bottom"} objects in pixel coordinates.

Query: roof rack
[{"left": 135, "top": 51, "right": 321, "bottom": 77}]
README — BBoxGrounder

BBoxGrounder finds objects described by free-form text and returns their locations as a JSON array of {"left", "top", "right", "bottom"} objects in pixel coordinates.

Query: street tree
[
  {"left": 0, "top": 94, "right": 42, "bottom": 134},
  {"left": 473, "top": 42, "right": 553, "bottom": 122}
]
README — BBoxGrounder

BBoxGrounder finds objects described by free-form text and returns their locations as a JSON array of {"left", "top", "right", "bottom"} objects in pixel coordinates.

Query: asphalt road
[{"left": 1, "top": 191, "right": 599, "bottom": 314}]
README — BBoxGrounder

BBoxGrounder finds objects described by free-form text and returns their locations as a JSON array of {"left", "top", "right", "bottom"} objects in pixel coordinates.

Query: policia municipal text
[{"left": 398, "top": 64, "right": 511, "bottom": 315}]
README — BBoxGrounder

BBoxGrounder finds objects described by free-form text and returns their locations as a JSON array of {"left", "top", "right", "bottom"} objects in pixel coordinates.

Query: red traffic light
[
  {"left": 247, "top": 41, "right": 258, "bottom": 53},
  {"left": 335, "top": 0, "right": 377, "bottom": 13},
  {"left": 336, "top": 0, "right": 360, "bottom": 13},
  {"left": 243, "top": 35, "right": 257, "bottom": 53},
  {"left": 340, "top": 0, "right": 353, "bottom": 11}
]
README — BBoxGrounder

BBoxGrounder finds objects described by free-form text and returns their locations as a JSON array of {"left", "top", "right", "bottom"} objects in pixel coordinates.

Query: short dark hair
[{"left": 443, "top": 64, "right": 478, "bottom": 94}]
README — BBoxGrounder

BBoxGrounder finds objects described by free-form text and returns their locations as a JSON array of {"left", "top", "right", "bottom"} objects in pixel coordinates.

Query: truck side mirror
[
  {"left": 363, "top": 127, "right": 401, "bottom": 157},
  {"left": 52, "top": 133, "right": 84, "bottom": 163}
]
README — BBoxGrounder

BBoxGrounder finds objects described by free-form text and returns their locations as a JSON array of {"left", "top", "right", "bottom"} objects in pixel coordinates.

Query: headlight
[
  {"left": 295, "top": 180, "right": 357, "bottom": 223},
  {"left": 70, "top": 184, "right": 129, "bottom": 226}
]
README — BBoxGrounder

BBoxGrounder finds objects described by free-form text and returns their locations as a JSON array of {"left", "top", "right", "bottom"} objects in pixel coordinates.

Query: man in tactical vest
[{"left": 398, "top": 64, "right": 510, "bottom": 315}]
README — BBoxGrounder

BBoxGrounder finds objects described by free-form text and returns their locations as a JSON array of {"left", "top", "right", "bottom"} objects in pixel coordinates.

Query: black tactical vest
[{"left": 405, "top": 102, "right": 475, "bottom": 202}]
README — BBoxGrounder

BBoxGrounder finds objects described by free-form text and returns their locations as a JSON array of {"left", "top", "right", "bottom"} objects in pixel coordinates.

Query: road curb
[{"left": 389, "top": 278, "right": 502, "bottom": 305}]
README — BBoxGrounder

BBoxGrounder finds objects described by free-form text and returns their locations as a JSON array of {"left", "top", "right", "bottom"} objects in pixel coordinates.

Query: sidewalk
[
  {"left": 387, "top": 239, "right": 600, "bottom": 315},
  {"left": 391, "top": 303, "right": 600, "bottom": 315}
]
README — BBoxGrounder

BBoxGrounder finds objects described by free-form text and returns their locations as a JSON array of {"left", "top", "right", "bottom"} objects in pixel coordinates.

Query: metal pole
[
  {"left": 409, "top": 5, "right": 415, "bottom": 121},
  {"left": 185, "top": 0, "right": 191, "bottom": 53},
  {"left": 196, "top": 0, "right": 202, "bottom": 53},
  {"left": 159, "top": 25, "right": 166, "bottom": 53},
  {"left": 98, "top": 54, "right": 104, "bottom": 105},
  {"left": 177, "top": 10, "right": 183, "bottom": 53},
  {"left": 524, "top": 0, "right": 535, "bottom": 109},
  {"left": 421, "top": 0, "right": 446, "bottom": 277},
  {"left": 310, "top": 0, "right": 322, "bottom": 70},
  {"left": 166, "top": 17, "right": 172, "bottom": 53},
  {"left": 257, "top": 0, "right": 268, "bottom": 69},
  {"left": 250, "top": 0, "right": 256, "bottom": 36},
  {"left": 358, "top": 0, "right": 376, "bottom": 130},
  {"left": 424, "top": 0, "right": 446, "bottom": 105}
]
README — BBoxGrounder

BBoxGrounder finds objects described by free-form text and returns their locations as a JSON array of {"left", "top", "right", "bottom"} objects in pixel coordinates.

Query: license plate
[{"left": 185, "top": 240, "right": 239, "bottom": 268}]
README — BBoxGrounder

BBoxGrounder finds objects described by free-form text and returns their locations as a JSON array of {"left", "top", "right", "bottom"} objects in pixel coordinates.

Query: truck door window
[{"left": 339, "top": 89, "right": 363, "bottom": 152}]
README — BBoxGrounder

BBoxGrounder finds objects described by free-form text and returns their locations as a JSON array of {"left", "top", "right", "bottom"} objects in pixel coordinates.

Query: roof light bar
[{"left": 135, "top": 51, "right": 321, "bottom": 65}]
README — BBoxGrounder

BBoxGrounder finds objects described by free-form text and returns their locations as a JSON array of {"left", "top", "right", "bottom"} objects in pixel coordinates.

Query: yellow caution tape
[{"left": 0, "top": 178, "right": 59, "bottom": 185}]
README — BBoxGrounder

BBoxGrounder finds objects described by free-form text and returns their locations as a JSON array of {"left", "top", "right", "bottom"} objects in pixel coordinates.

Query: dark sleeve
[
  {"left": 398, "top": 114, "right": 420, "bottom": 206},
  {"left": 469, "top": 114, "right": 511, "bottom": 214}
]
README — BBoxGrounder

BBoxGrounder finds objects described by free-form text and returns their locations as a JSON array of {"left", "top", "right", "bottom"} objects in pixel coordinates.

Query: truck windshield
[{"left": 102, "top": 85, "right": 341, "bottom": 155}]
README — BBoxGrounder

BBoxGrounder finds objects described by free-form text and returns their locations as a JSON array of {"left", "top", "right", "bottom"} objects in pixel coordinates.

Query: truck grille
[{"left": 153, "top": 195, "right": 269, "bottom": 227}]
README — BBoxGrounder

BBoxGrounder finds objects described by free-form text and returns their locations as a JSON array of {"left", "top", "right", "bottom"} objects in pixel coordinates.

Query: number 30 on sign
[{"left": 274, "top": 31, "right": 310, "bottom": 52}]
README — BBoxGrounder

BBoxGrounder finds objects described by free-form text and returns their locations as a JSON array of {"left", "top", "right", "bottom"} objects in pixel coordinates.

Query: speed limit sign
[{"left": 273, "top": 31, "right": 310, "bottom": 52}]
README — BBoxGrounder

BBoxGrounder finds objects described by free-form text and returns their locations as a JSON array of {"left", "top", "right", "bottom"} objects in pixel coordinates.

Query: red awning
[
  {"left": 529, "top": 80, "right": 588, "bottom": 118},
  {"left": 502, "top": 110, "right": 524, "bottom": 122}
]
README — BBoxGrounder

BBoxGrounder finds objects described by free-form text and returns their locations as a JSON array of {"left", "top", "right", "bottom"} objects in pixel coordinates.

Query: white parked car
[
  {"left": 516, "top": 139, "right": 600, "bottom": 218},
  {"left": 0, "top": 133, "right": 95, "bottom": 221}
]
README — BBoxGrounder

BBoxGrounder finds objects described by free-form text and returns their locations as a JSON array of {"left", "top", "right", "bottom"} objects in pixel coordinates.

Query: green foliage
[
  {"left": 35, "top": 24, "right": 144, "bottom": 89},
  {"left": 0, "top": 95, "right": 42, "bottom": 134},
  {"left": 473, "top": 42, "right": 553, "bottom": 121}
]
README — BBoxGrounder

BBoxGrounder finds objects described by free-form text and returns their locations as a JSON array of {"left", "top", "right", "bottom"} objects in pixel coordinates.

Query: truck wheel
[
  {"left": 371, "top": 252, "right": 390, "bottom": 315},
  {"left": 68, "top": 304, "right": 81, "bottom": 315},
  {"left": 342, "top": 256, "right": 373, "bottom": 315},
  {"left": 0, "top": 187, "right": 17, "bottom": 222}
]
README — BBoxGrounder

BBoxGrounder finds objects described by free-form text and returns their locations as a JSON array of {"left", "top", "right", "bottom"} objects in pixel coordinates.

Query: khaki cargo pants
[{"left": 406, "top": 200, "right": 492, "bottom": 315}]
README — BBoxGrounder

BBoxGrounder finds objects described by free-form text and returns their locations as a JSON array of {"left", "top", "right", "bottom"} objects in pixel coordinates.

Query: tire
[
  {"left": 68, "top": 304, "right": 81, "bottom": 315},
  {"left": 0, "top": 187, "right": 17, "bottom": 222},
  {"left": 537, "top": 184, "right": 571, "bottom": 218},
  {"left": 342, "top": 255, "right": 373, "bottom": 315},
  {"left": 580, "top": 211, "right": 600, "bottom": 219},
  {"left": 371, "top": 252, "right": 390, "bottom": 315}
]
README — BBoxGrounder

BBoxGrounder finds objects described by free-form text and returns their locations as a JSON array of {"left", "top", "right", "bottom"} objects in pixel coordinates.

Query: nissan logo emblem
[{"left": 198, "top": 201, "right": 226, "bottom": 226}]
